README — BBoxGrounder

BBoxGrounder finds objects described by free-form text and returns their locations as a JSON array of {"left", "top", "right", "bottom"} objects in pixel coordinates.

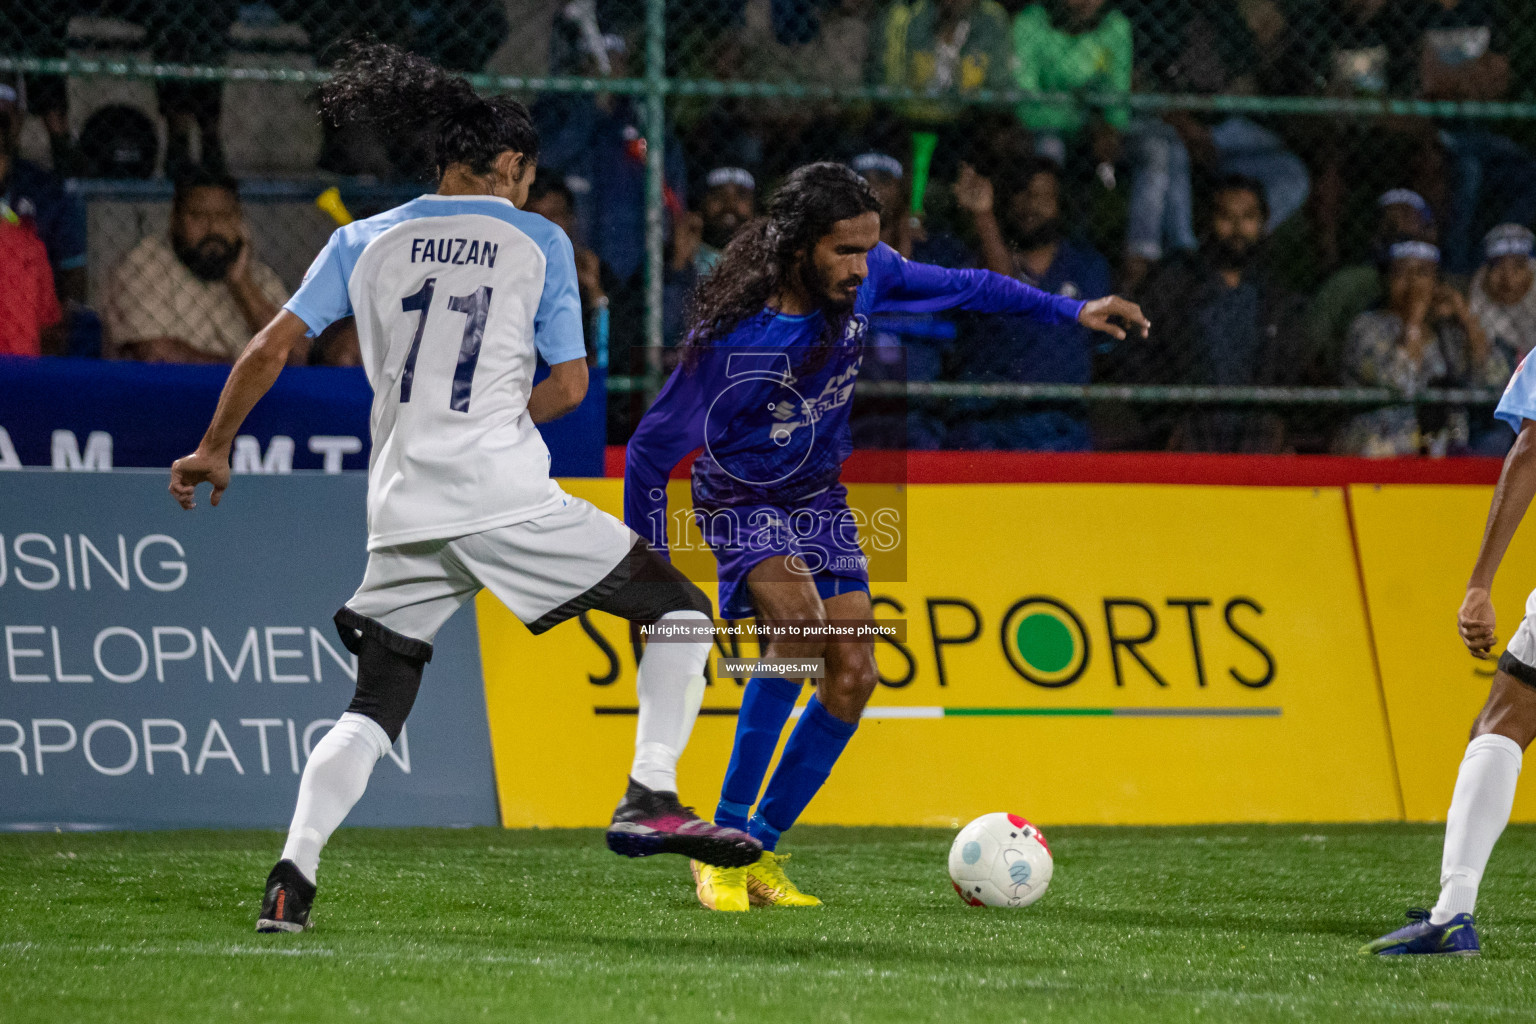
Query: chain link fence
[{"left": 5, "top": 0, "right": 1536, "bottom": 454}]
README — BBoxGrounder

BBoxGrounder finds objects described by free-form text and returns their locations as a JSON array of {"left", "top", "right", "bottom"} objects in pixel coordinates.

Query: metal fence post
[{"left": 642, "top": 0, "right": 667, "bottom": 404}]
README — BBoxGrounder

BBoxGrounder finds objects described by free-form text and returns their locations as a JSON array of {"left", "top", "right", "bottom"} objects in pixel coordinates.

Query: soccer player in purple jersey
[{"left": 624, "top": 162, "right": 1148, "bottom": 909}]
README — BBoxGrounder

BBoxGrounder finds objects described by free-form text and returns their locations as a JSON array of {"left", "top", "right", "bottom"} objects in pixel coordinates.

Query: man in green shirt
[{"left": 1011, "top": 0, "right": 1132, "bottom": 142}]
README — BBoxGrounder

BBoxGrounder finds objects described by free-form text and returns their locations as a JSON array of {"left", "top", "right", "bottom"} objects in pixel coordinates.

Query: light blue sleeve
[
  {"left": 283, "top": 232, "right": 353, "bottom": 338},
  {"left": 1496, "top": 356, "right": 1536, "bottom": 433},
  {"left": 533, "top": 228, "right": 587, "bottom": 365}
]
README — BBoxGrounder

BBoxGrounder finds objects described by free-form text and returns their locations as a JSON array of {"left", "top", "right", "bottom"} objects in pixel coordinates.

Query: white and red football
[{"left": 947, "top": 812, "right": 1054, "bottom": 908}]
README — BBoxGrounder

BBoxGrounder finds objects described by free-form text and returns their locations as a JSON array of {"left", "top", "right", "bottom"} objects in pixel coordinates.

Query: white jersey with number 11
[{"left": 282, "top": 194, "right": 587, "bottom": 550}]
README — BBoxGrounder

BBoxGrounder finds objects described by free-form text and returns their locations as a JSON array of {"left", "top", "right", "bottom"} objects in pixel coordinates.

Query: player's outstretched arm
[
  {"left": 868, "top": 244, "right": 1148, "bottom": 338},
  {"left": 623, "top": 362, "right": 709, "bottom": 555},
  {"left": 528, "top": 357, "right": 589, "bottom": 423},
  {"left": 1077, "top": 295, "right": 1150, "bottom": 341},
  {"left": 169, "top": 310, "right": 309, "bottom": 510},
  {"left": 1462, "top": 419, "right": 1536, "bottom": 657}
]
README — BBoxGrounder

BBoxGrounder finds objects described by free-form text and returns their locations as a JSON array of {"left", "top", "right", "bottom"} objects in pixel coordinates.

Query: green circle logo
[
  {"left": 1015, "top": 614, "right": 1074, "bottom": 672},
  {"left": 1001, "top": 598, "right": 1089, "bottom": 688}
]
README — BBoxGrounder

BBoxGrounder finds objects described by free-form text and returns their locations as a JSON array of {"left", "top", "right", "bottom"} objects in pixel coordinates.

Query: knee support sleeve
[{"left": 334, "top": 607, "right": 431, "bottom": 743}]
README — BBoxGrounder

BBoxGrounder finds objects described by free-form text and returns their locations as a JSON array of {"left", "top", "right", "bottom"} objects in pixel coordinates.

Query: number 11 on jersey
[{"left": 399, "top": 278, "right": 494, "bottom": 413}]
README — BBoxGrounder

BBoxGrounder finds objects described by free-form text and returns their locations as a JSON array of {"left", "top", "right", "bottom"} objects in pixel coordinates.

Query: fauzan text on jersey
[{"left": 408, "top": 237, "right": 500, "bottom": 268}]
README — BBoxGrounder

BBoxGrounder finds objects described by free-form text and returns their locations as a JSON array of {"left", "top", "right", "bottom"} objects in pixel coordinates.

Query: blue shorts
[{"left": 697, "top": 485, "right": 871, "bottom": 621}]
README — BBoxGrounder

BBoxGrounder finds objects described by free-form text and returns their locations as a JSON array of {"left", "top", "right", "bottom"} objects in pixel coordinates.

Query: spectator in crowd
[
  {"left": 680, "top": 166, "right": 757, "bottom": 276},
  {"left": 676, "top": 0, "right": 874, "bottom": 186},
  {"left": 1285, "top": 0, "right": 1446, "bottom": 270},
  {"left": 274, "top": 1, "right": 510, "bottom": 176},
  {"left": 1337, "top": 240, "right": 1505, "bottom": 457},
  {"left": 1, "top": 85, "right": 86, "bottom": 308},
  {"left": 140, "top": 1, "right": 241, "bottom": 178},
  {"left": 848, "top": 151, "right": 973, "bottom": 448},
  {"left": 1407, "top": 0, "right": 1536, "bottom": 273},
  {"left": 947, "top": 157, "right": 1110, "bottom": 450},
  {"left": 79, "top": 104, "right": 160, "bottom": 179},
  {"left": 1471, "top": 224, "right": 1536, "bottom": 372},
  {"left": 535, "top": 8, "right": 690, "bottom": 438},
  {"left": 1304, "top": 189, "right": 1438, "bottom": 384},
  {"left": 869, "top": 0, "right": 1013, "bottom": 129},
  {"left": 0, "top": 6, "right": 77, "bottom": 174},
  {"left": 528, "top": 172, "right": 611, "bottom": 364},
  {"left": 1117, "top": 0, "right": 1311, "bottom": 292},
  {"left": 0, "top": 211, "right": 62, "bottom": 357},
  {"left": 106, "top": 170, "right": 293, "bottom": 364},
  {"left": 1009, "top": 0, "right": 1132, "bottom": 173},
  {"left": 1287, "top": 0, "right": 1405, "bottom": 98},
  {"left": 753, "top": 0, "right": 874, "bottom": 82},
  {"left": 1120, "top": 175, "right": 1306, "bottom": 453},
  {"left": 533, "top": 21, "right": 687, "bottom": 315},
  {"left": 665, "top": 166, "right": 757, "bottom": 344},
  {"left": 852, "top": 151, "right": 964, "bottom": 267}
]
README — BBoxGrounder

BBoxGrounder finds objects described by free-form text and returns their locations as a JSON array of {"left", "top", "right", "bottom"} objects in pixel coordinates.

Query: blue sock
[
  {"left": 751, "top": 696, "right": 858, "bottom": 850},
  {"left": 715, "top": 676, "right": 801, "bottom": 831}
]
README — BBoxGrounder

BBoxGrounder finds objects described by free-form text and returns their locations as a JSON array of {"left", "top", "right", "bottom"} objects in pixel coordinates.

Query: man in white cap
[
  {"left": 673, "top": 166, "right": 757, "bottom": 278},
  {"left": 664, "top": 166, "right": 757, "bottom": 344}
]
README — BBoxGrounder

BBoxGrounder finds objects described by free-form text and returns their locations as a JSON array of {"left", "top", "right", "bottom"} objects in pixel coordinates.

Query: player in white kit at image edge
[
  {"left": 167, "top": 42, "right": 760, "bottom": 934},
  {"left": 1364, "top": 350, "right": 1536, "bottom": 956}
]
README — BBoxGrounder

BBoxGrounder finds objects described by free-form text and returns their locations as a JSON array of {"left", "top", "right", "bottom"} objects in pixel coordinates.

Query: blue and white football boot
[{"left": 1360, "top": 908, "right": 1480, "bottom": 956}]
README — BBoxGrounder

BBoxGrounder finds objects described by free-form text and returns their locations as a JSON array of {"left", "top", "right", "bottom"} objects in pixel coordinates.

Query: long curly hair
[
  {"left": 682, "top": 162, "right": 881, "bottom": 361},
  {"left": 319, "top": 41, "right": 538, "bottom": 178}
]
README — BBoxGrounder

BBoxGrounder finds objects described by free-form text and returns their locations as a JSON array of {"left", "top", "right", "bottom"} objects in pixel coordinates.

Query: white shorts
[
  {"left": 345, "top": 495, "right": 638, "bottom": 645},
  {"left": 1504, "top": 589, "right": 1536, "bottom": 672}
]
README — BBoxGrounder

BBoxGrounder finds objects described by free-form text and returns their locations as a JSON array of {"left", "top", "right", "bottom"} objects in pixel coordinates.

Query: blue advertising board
[
  {"left": 0, "top": 471, "right": 499, "bottom": 829},
  {"left": 0, "top": 356, "right": 605, "bottom": 477}
]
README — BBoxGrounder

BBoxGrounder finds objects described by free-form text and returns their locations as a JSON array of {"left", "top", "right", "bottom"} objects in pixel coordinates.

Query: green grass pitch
[{"left": 4, "top": 824, "right": 1536, "bottom": 1023}]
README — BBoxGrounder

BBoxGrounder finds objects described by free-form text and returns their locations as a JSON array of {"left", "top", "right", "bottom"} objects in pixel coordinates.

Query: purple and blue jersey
[{"left": 623, "top": 241, "right": 1084, "bottom": 617}]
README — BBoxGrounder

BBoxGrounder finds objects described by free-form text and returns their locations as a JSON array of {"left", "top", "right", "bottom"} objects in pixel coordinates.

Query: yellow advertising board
[
  {"left": 477, "top": 481, "right": 1401, "bottom": 827},
  {"left": 1350, "top": 484, "right": 1536, "bottom": 822}
]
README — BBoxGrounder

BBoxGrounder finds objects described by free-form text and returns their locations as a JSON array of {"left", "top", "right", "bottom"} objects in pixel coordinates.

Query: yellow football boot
[
  {"left": 745, "top": 851, "right": 821, "bottom": 907},
  {"left": 690, "top": 859, "right": 750, "bottom": 912}
]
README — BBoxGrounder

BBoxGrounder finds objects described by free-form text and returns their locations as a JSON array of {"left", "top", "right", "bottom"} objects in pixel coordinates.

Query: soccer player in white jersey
[
  {"left": 168, "top": 43, "right": 760, "bottom": 934},
  {"left": 1363, "top": 356, "right": 1536, "bottom": 956}
]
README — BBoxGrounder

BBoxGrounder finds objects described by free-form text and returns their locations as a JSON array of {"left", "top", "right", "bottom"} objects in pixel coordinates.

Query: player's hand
[
  {"left": 953, "top": 164, "right": 994, "bottom": 216},
  {"left": 1459, "top": 586, "right": 1498, "bottom": 659},
  {"left": 1077, "top": 296, "right": 1150, "bottom": 341},
  {"left": 170, "top": 449, "right": 231, "bottom": 510}
]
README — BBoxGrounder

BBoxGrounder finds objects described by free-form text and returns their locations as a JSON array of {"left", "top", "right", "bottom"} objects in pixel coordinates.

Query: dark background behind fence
[{"left": 5, "top": 0, "right": 1536, "bottom": 457}]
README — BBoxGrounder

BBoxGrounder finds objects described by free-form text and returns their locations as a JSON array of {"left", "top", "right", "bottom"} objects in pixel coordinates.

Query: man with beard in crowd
[
  {"left": 107, "top": 169, "right": 294, "bottom": 364},
  {"left": 1112, "top": 174, "right": 1306, "bottom": 452},
  {"left": 665, "top": 166, "right": 758, "bottom": 344},
  {"left": 950, "top": 156, "right": 1110, "bottom": 449}
]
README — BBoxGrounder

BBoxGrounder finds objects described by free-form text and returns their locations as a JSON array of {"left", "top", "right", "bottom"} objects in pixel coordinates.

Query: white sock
[
  {"left": 280, "top": 712, "right": 392, "bottom": 884},
  {"left": 1429, "top": 733, "right": 1523, "bottom": 924},
  {"left": 631, "top": 610, "right": 711, "bottom": 793}
]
